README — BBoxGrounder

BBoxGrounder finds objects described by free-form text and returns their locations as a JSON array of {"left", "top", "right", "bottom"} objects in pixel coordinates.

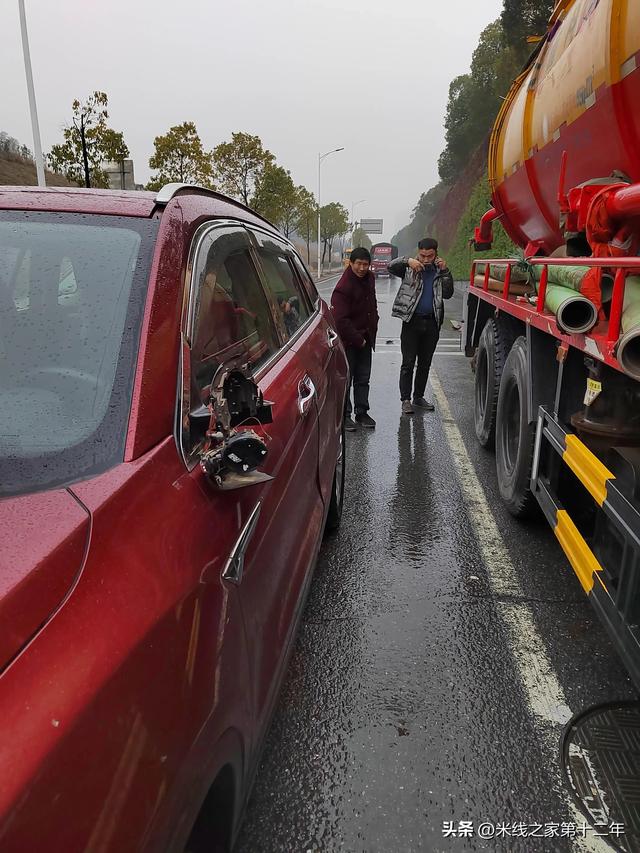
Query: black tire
[
  {"left": 474, "top": 318, "right": 515, "bottom": 449},
  {"left": 324, "top": 422, "right": 345, "bottom": 534},
  {"left": 495, "top": 336, "right": 538, "bottom": 518}
]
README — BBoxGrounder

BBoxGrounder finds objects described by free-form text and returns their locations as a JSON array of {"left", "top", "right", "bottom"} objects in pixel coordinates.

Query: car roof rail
[{"left": 154, "top": 182, "right": 277, "bottom": 230}]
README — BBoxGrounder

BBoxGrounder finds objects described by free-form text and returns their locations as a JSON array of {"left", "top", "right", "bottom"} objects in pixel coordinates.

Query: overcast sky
[{"left": 3, "top": 0, "right": 503, "bottom": 240}]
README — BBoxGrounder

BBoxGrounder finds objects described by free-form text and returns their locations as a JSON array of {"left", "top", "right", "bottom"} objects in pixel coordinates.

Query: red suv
[{"left": 0, "top": 184, "right": 348, "bottom": 851}]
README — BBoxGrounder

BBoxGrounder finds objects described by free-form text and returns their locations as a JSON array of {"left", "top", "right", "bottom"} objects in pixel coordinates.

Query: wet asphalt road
[{"left": 235, "top": 274, "right": 638, "bottom": 853}]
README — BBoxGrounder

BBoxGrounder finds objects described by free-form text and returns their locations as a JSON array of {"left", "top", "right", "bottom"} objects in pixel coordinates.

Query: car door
[
  {"left": 288, "top": 249, "right": 348, "bottom": 507},
  {"left": 183, "top": 223, "right": 324, "bottom": 745}
]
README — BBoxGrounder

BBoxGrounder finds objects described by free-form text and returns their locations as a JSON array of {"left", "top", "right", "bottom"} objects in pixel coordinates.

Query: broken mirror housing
[{"left": 200, "top": 365, "right": 273, "bottom": 490}]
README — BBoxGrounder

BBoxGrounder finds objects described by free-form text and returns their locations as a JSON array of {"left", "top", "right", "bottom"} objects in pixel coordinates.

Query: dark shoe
[
  {"left": 355, "top": 413, "right": 376, "bottom": 429},
  {"left": 344, "top": 416, "right": 357, "bottom": 432},
  {"left": 413, "top": 397, "right": 435, "bottom": 411},
  {"left": 401, "top": 399, "right": 414, "bottom": 415}
]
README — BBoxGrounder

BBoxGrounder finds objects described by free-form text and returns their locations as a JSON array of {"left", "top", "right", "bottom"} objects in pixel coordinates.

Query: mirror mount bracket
[{"left": 199, "top": 364, "right": 272, "bottom": 490}]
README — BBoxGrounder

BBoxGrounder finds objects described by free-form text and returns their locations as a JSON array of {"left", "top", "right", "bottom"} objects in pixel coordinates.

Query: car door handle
[
  {"left": 222, "top": 501, "right": 261, "bottom": 585},
  {"left": 298, "top": 375, "right": 316, "bottom": 417},
  {"left": 327, "top": 328, "right": 339, "bottom": 349}
]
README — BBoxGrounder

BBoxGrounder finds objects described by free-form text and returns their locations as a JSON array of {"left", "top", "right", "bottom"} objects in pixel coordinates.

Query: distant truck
[{"left": 370, "top": 242, "right": 399, "bottom": 277}]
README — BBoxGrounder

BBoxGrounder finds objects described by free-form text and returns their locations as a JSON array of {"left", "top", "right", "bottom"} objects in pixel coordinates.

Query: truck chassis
[{"left": 465, "top": 257, "right": 640, "bottom": 688}]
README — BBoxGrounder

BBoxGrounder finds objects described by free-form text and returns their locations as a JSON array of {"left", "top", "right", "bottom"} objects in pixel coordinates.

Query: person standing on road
[
  {"left": 388, "top": 238, "right": 454, "bottom": 414},
  {"left": 330, "top": 247, "right": 379, "bottom": 431}
]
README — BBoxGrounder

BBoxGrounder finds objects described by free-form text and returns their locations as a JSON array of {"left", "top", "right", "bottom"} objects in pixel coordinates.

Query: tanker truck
[{"left": 465, "top": 0, "right": 640, "bottom": 685}]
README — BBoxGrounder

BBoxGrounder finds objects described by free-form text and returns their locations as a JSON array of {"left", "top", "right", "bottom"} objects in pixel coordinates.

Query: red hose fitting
[{"left": 473, "top": 207, "right": 498, "bottom": 250}]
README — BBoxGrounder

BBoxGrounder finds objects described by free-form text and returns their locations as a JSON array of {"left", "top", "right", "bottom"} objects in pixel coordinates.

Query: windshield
[{"left": 0, "top": 211, "right": 158, "bottom": 496}]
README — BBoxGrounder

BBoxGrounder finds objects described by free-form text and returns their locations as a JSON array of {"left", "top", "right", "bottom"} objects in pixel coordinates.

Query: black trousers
[
  {"left": 399, "top": 314, "right": 439, "bottom": 401},
  {"left": 345, "top": 344, "right": 372, "bottom": 416}
]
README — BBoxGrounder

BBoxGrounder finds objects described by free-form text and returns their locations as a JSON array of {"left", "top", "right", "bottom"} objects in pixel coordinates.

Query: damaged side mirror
[{"left": 198, "top": 365, "right": 274, "bottom": 490}]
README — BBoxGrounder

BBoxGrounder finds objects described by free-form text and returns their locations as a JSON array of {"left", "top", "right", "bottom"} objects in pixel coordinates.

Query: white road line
[{"left": 430, "top": 370, "right": 610, "bottom": 853}]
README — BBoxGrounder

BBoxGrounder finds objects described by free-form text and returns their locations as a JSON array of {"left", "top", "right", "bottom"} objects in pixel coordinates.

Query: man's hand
[
  {"left": 408, "top": 258, "right": 424, "bottom": 272},
  {"left": 436, "top": 256, "right": 447, "bottom": 270}
]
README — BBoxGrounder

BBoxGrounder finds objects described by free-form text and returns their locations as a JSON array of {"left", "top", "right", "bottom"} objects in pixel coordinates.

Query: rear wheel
[
  {"left": 474, "top": 318, "right": 515, "bottom": 448},
  {"left": 495, "top": 336, "right": 538, "bottom": 518},
  {"left": 324, "top": 423, "right": 345, "bottom": 534}
]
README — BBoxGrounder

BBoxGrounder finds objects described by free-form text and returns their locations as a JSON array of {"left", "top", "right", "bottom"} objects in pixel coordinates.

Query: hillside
[
  {"left": 392, "top": 0, "right": 554, "bottom": 276},
  {"left": 0, "top": 150, "right": 73, "bottom": 188},
  {"left": 439, "top": 170, "right": 519, "bottom": 280}
]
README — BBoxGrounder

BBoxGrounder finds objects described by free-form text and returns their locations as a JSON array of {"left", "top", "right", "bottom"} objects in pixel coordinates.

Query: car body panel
[
  {"left": 0, "top": 186, "right": 347, "bottom": 851},
  {"left": 0, "top": 490, "right": 90, "bottom": 671},
  {"left": 291, "top": 300, "right": 348, "bottom": 506}
]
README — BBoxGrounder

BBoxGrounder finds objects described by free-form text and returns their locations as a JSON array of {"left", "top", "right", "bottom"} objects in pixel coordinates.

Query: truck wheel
[
  {"left": 474, "top": 318, "right": 514, "bottom": 449},
  {"left": 495, "top": 336, "right": 537, "bottom": 518}
]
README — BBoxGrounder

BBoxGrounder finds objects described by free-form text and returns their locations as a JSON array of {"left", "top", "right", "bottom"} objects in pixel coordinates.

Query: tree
[
  {"left": 438, "top": 20, "right": 521, "bottom": 183},
  {"left": 391, "top": 182, "right": 449, "bottom": 256},
  {"left": 295, "top": 187, "right": 317, "bottom": 263},
  {"left": 47, "top": 92, "right": 129, "bottom": 188},
  {"left": 501, "top": 0, "right": 554, "bottom": 65},
  {"left": 212, "top": 132, "right": 274, "bottom": 206},
  {"left": 0, "top": 132, "right": 33, "bottom": 161},
  {"left": 147, "top": 122, "right": 213, "bottom": 190},
  {"left": 320, "top": 202, "right": 349, "bottom": 269},
  {"left": 251, "top": 164, "right": 300, "bottom": 237},
  {"left": 351, "top": 227, "right": 372, "bottom": 250}
]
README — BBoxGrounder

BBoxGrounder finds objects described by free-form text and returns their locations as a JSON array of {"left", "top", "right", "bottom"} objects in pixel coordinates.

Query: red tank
[{"left": 476, "top": 0, "right": 640, "bottom": 255}]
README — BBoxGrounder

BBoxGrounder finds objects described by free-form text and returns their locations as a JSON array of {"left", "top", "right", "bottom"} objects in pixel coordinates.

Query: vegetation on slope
[{"left": 392, "top": 0, "right": 554, "bottom": 267}]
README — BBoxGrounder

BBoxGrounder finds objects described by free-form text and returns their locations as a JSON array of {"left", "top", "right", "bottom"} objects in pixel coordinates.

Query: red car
[{"left": 0, "top": 183, "right": 348, "bottom": 851}]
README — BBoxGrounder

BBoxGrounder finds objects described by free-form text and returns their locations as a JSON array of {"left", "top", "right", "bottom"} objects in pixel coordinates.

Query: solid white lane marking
[{"left": 430, "top": 370, "right": 609, "bottom": 853}]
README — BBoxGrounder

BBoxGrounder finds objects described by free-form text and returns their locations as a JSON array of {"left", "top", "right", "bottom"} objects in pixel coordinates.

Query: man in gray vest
[{"left": 388, "top": 238, "right": 454, "bottom": 414}]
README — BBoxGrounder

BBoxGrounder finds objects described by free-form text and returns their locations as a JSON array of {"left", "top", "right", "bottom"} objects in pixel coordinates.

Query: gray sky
[{"left": 3, "top": 0, "right": 503, "bottom": 240}]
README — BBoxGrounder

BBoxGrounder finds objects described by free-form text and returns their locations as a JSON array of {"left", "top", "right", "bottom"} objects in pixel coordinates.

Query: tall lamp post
[
  {"left": 351, "top": 199, "right": 366, "bottom": 245},
  {"left": 317, "top": 147, "right": 344, "bottom": 279},
  {"left": 18, "top": 0, "right": 45, "bottom": 187}
]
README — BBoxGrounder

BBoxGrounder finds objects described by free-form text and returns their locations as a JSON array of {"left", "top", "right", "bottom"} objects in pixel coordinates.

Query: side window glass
[
  {"left": 291, "top": 253, "right": 319, "bottom": 306},
  {"left": 256, "top": 249, "right": 311, "bottom": 341},
  {"left": 190, "top": 227, "right": 280, "bottom": 411}
]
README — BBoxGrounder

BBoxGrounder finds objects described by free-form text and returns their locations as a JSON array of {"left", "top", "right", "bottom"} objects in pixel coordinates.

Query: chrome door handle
[
  {"left": 222, "top": 501, "right": 261, "bottom": 585},
  {"left": 327, "top": 328, "right": 339, "bottom": 349},
  {"left": 298, "top": 375, "right": 316, "bottom": 417}
]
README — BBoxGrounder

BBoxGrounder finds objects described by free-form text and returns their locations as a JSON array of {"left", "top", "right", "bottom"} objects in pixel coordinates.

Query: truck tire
[
  {"left": 474, "top": 318, "right": 515, "bottom": 449},
  {"left": 495, "top": 336, "right": 538, "bottom": 518}
]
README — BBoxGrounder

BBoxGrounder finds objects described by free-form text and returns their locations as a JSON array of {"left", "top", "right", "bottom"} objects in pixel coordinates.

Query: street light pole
[
  {"left": 18, "top": 0, "right": 45, "bottom": 187},
  {"left": 317, "top": 147, "right": 344, "bottom": 279},
  {"left": 351, "top": 199, "right": 366, "bottom": 245}
]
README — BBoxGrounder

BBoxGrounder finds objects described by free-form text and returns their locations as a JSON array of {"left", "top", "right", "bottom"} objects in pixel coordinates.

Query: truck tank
[{"left": 481, "top": 0, "right": 640, "bottom": 255}]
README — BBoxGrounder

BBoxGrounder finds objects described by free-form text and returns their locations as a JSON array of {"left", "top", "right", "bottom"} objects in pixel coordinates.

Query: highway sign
[{"left": 360, "top": 218, "right": 383, "bottom": 234}]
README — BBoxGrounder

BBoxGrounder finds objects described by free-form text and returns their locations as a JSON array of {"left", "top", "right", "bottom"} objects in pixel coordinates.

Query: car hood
[{"left": 0, "top": 490, "right": 90, "bottom": 671}]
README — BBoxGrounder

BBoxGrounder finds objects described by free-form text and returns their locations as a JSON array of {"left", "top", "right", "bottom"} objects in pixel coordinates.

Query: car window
[
  {"left": 0, "top": 211, "right": 157, "bottom": 497},
  {"left": 290, "top": 253, "right": 319, "bottom": 306},
  {"left": 190, "top": 226, "right": 280, "bottom": 413},
  {"left": 256, "top": 249, "right": 311, "bottom": 342}
]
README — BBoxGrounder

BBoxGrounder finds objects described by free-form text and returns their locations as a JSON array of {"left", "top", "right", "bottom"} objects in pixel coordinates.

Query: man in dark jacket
[
  {"left": 330, "top": 247, "right": 379, "bottom": 430},
  {"left": 388, "top": 237, "right": 454, "bottom": 414}
]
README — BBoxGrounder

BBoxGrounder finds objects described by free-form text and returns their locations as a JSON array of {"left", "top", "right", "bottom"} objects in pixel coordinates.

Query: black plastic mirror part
[{"left": 223, "top": 371, "right": 273, "bottom": 427}]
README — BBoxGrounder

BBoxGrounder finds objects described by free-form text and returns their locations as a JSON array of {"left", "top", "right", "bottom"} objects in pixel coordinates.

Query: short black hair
[
  {"left": 418, "top": 237, "right": 438, "bottom": 252},
  {"left": 350, "top": 247, "right": 371, "bottom": 263}
]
